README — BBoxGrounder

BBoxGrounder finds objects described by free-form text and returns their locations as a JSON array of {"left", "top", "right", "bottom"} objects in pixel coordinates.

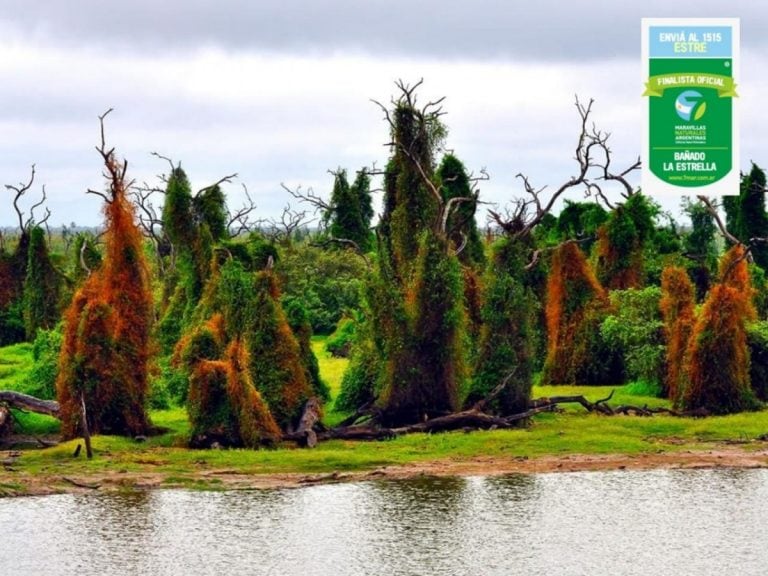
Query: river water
[{"left": 1, "top": 468, "right": 767, "bottom": 575}]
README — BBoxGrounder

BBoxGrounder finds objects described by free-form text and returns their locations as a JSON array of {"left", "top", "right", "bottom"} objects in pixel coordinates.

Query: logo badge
[{"left": 675, "top": 90, "right": 707, "bottom": 121}]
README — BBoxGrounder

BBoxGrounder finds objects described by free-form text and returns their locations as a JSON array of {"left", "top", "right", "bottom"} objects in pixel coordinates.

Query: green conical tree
[
  {"left": 157, "top": 167, "right": 213, "bottom": 352},
  {"left": 739, "top": 163, "right": 768, "bottom": 269},
  {"left": 595, "top": 193, "right": 655, "bottom": 290},
  {"left": 437, "top": 154, "right": 485, "bottom": 266},
  {"left": 386, "top": 98, "right": 441, "bottom": 278},
  {"left": 192, "top": 184, "right": 228, "bottom": 242},
  {"left": 22, "top": 226, "right": 61, "bottom": 339},
  {"left": 352, "top": 169, "right": 374, "bottom": 237},
  {"left": 328, "top": 169, "right": 371, "bottom": 251},
  {"left": 466, "top": 237, "right": 536, "bottom": 414},
  {"left": 246, "top": 269, "right": 314, "bottom": 430}
]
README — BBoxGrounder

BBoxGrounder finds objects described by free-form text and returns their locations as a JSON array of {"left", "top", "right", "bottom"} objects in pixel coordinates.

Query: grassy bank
[{"left": 2, "top": 338, "right": 768, "bottom": 496}]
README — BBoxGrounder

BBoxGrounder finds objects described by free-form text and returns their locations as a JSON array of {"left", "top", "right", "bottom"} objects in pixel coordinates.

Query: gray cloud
[{"left": 2, "top": 0, "right": 766, "bottom": 61}]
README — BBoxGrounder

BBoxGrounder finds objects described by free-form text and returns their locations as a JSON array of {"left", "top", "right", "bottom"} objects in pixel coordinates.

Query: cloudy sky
[{"left": 1, "top": 1, "right": 766, "bottom": 227}]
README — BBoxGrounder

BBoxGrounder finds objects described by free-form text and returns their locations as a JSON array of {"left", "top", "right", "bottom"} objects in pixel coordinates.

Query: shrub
[
  {"left": 25, "top": 325, "right": 63, "bottom": 400},
  {"left": 277, "top": 243, "right": 367, "bottom": 334},
  {"left": 325, "top": 316, "right": 357, "bottom": 358},
  {"left": 601, "top": 287, "right": 665, "bottom": 393}
]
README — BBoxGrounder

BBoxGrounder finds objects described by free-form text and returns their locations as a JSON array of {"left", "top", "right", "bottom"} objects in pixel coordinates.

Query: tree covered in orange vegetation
[
  {"left": 541, "top": 241, "right": 616, "bottom": 385},
  {"left": 56, "top": 120, "right": 153, "bottom": 438},
  {"left": 595, "top": 193, "right": 655, "bottom": 290},
  {"left": 176, "top": 258, "right": 313, "bottom": 444},
  {"left": 659, "top": 266, "right": 695, "bottom": 402},
  {"left": 182, "top": 313, "right": 280, "bottom": 448},
  {"left": 682, "top": 245, "right": 757, "bottom": 414}
]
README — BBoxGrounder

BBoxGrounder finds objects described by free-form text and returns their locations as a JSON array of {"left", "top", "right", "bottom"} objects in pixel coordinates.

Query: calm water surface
[{"left": 2, "top": 468, "right": 767, "bottom": 575}]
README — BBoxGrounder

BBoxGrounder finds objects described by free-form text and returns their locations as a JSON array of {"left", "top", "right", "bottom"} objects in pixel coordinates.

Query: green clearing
[{"left": 2, "top": 338, "right": 768, "bottom": 493}]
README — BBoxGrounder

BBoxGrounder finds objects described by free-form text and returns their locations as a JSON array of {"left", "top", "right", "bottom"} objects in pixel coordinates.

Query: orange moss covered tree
[
  {"left": 56, "top": 113, "right": 152, "bottom": 437},
  {"left": 659, "top": 266, "right": 695, "bottom": 402},
  {"left": 540, "top": 241, "right": 612, "bottom": 385},
  {"left": 176, "top": 258, "right": 312, "bottom": 445},
  {"left": 682, "top": 245, "right": 757, "bottom": 414}
]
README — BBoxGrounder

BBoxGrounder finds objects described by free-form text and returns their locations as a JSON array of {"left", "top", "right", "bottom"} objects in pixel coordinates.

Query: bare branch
[
  {"left": 198, "top": 173, "right": 238, "bottom": 196},
  {"left": 150, "top": 151, "right": 177, "bottom": 172},
  {"left": 311, "top": 237, "right": 371, "bottom": 267},
  {"left": 493, "top": 95, "right": 639, "bottom": 239},
  {"left": 696, "top": 195, "right": 741, "bottom": 246},
  {"left": 4, "top": 164, "right": 38, "bottom": 231},
  {"left": 264, "top": 204, "right": 314, "bottom": 242},
  {"left": 227, "top": 183, "right": 262, "bottom": 237},
  {"left": 280, "top": 182, "right": 332, "bottom": 214}
]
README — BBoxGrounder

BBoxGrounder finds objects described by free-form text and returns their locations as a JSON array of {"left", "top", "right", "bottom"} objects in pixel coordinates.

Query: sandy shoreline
[{"left": 3, "top": 445, "right": 768, "bottom": 498}]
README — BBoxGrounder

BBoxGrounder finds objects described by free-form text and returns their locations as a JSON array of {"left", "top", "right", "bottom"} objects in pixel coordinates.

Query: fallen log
[
  {"left": 0, "top": 406, "right": 10, "bottom": 437},
  {"left": 530, "top": 390, "right": 615, "bottom": 414},
  {"left": 297, "top": 404, "right": 559, "bottom": 444},
  {"left": 0, "top": 391, "right": 60, "bottom": 418}
]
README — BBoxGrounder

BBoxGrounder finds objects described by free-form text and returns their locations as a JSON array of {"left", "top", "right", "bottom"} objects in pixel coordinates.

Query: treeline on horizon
[{"left": 2, "top": 82, "right": 768, "bottom": 447}]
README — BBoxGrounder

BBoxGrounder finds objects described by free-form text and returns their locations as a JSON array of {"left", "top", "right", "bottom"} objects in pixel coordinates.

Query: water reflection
[{"left": 2, "top": 469, "right": 768, "bottom": 576}]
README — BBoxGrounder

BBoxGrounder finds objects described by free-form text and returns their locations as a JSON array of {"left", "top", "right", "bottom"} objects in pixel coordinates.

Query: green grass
[
  {"left": 0, "top": 343, "right": 34, "bottom": 390},
  {"left": 312, "top": 335, "right": 354, "bottom": 426},
  {"left": 311, "top": 335, "right": 348, "bottom": 399},
  {"left": 3, "top": 341, "right": 768, "bottom": 494},
  {"left": 0, "top": 343, "right": 60, "bottom": 435}
]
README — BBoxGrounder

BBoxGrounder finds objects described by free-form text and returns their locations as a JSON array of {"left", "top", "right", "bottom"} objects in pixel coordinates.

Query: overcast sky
[{"left": 1, "top": 1, "right": 766, "bottom": 227}]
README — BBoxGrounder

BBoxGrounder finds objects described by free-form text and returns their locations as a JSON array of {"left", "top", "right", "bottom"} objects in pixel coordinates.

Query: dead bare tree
[
  {"left": 4, "top": 164, "right": 52, "bottom": 236},
  {"left": 695, "top": 194, "right": 768, "bottom": 280},
  {"left": 487, "top": 96, "right": 640, "bottom": 266},
  {"left": 264, "top": 204, "right": 315, "bottom": 243},
  {"left": 227, "top": 183, "right": 262, "bottom": 237}
]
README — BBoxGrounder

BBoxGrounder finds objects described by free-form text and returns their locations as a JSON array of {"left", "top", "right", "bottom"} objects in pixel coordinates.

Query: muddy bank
[{"left": 2, "top": 445, "right": 767, "bottom": 498}]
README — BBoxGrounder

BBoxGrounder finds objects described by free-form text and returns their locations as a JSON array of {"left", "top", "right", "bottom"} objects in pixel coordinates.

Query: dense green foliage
[
  {"left": 22, "top": 227, "right": 61, "bottom": 339},
  {"left": 596, "top": 193, "right": 655, "bottom": 289},
  {"left": 467, "top": 237, "right": 536, "bottom": 414},
  {"left": 724, "top": 164, "right": 768, "bottom": 269},
  {"left": 327, "top": 169, "right": 373, "bottom": 251},
  {"left": 601, "top": 287, "right": 665, "bottom": 394},
  {"left": 437, "top": 154, "right": 485, "bottom": 266},
  {"left": 277, "top": 243, "right": 367, "bottom": 334}
]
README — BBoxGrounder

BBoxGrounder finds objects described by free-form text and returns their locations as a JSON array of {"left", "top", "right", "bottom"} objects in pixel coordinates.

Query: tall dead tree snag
[
  {"left": 352, "top": 80, "right": 472, "bottom": 427},
  {"left": 56, "top": 110, "right": 152, "bottom": 438}
]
